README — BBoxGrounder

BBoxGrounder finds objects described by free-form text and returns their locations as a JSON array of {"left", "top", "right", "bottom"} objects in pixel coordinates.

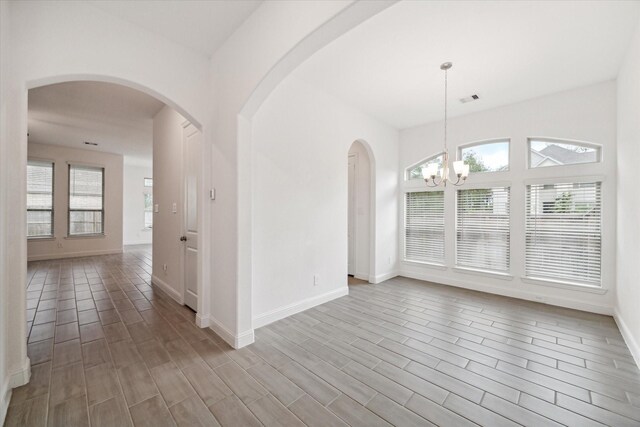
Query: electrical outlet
[
  {"left": 313, "top": 274, "right": 319, "bottom": 286},
  {"left": 388, "top": 256, "right": 391, "bottom": 265},
  {"left": 163, "top": 264, "right": 167, "bottom": 272},
  {"left": 57, "top": 242, "right": 63, "bottom": 249}
]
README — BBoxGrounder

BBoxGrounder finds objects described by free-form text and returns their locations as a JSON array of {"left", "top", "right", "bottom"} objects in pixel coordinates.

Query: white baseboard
[
  {"left": 207, "top": 316, "right": 254, "bottom": 349},
  {"left": 614, "top": 308, "right": 640, "bottom": 369},
  {"left": 123, "top": 239, "right": 152, "bottom": 246},
  {"left": 253, "top": 286, "right": 349, "bottom": 329},
  {"left": 151, "top": 275, "right": 184, "bottom": 305},
  {"left": 9, "top": 357, "right": 31, "bottom": 388},
  {"left": 354, "top": 273, "right": 370, "bottom": 282},
  {"left": 195, "top": 313, "right": 210, "bottom": 328},
  {"left": 28, "top": 248, "right": 123, "bottom": 261},
  {"left": 1, "top": 377, "right": 11, "bottom": 427},
  {"left": 236, "top": 329, "right": 255, "bottom": 348},
  {"left": 399, "top": 269, "right": 614, "bottom": 316},
  {"left": 371, "top": 270, "right": 398, "bottom": 284}
]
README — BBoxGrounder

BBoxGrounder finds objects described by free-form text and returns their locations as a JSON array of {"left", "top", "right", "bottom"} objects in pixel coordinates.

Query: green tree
[
  {"left": 463, "top": 150, "right": 489, "bottom": 172},
  {"left": 553, "top": 192, "right": 573, "bottom": 213}
]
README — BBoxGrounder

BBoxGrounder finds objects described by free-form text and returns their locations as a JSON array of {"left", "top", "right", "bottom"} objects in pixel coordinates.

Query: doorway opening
[
  {"left": 347, "top": 140, "right": 373, "bottom": 284},
  {"left": 25, "top": 80, "right": 203, "bottom": 359}
]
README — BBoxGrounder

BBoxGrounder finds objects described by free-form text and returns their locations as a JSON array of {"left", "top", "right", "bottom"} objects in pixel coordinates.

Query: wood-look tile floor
[{"left": 6, "top": 245, "right": 640, "bottom": 426}]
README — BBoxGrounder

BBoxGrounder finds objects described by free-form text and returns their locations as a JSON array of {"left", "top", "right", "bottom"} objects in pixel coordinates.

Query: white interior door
[
  {"left": 348, "top": 154, "right": 356, "bottom": 276},
  {"left": 183, "top": 123, "right": 201, "bottom": 311}
]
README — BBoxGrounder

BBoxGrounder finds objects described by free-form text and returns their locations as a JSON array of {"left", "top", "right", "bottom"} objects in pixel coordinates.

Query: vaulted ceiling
[{"left": 294, "top": 1, "right": 640, "bottom": 129}]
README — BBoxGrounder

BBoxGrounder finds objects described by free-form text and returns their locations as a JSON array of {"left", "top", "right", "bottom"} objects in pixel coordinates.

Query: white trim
[
  {"left": 402, "top": 260, "right": 447, "bottom": 271},
  {"left": 1, "top": 378, "right": 10, "bottom": 427},
  {"left": 236, "top": 329, "right": 255, "bottom": 348},
  {"left": 207, "top": 316, "right": 255, "bottom": 349},
  {"left": 151, "top": 275, "right": 184, "bottom": 305},
  {"left": 253, "top": 286, "right": 349, "bottom": 329},
  {"left": 123, "top": 239, "right": 152, "bottom": 246},
  {"left": 354, "top": 273, "right": 370, "bottom": 282},
  {"left": 9, "top": 358, "right": 31, "bottom": 388},
  {"left": 371, "top": 270, "right": 398, "bottom": 284},
  {"left": 195, "top": 313, "right": 210, "bottom": 328},
  {"left": 453, "top": 266, "right": 514, "bottom": 281},
  {"left": 27, "top": 248, "right": 122, "bottom": 261},
  {"left": 614, "top": 308, "right": 640, "bottom": 369},
  {"left": 522, "top": 175, "right": 605, "bottom": 186},
  {"left": 521, "top": 277, "right": 607, "bottom": 294},
  {"left": 399, "top": 270, "right": 614, "bottom": 316}
]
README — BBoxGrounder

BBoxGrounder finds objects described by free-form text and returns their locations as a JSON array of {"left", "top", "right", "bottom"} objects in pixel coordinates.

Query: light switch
[
  {"left": 154, "top": 204, "right": 159, "bottom": 213},
  {"left": 172, "top": 202, "right": 177, "bottom": 213}
]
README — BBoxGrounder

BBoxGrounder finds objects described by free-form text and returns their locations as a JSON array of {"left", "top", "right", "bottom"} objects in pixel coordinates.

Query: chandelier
[{"left": 422, "top": 62, "right": 469, "bottom": 187}]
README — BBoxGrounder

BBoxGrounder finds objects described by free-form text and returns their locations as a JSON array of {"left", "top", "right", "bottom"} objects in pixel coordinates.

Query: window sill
[
  {"left": 402, "top": 260, "right": 447, "bottom": 270},
  {"left": 27, "top": 236, "right": 56, "bottom": 241},
  {"left": 521, "top": 277, "right": 607, "bottom": 294},
  {"left": 65, "top": 234, "right": 106, "bottom": 240},
  {"left": 141, "top": 228, "right": 152, "bottom": 232},
  {"left": 453, "top": 266, "right": 514, "bottom": 281}
]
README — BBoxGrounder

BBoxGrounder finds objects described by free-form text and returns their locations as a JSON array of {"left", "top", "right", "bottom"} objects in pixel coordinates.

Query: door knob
[{"left": 180, "top": 236, "right": 187, "bottom": 242}]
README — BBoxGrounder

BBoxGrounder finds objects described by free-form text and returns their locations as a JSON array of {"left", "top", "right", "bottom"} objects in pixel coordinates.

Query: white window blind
[
  {"left": 405, "top": 191, "right": 445, "bottom": 264},
  {"left": 27, "top": 160, "right": 54, "bottom": 237},
  {"left": 456, "top": 187, "right": 510, "bottom": 272},
  {"left": 68, "top": 165, "right": 104, "bottom": 235},
  {"left": 525, "top": 182, "right": 601, "bottom": 286}
]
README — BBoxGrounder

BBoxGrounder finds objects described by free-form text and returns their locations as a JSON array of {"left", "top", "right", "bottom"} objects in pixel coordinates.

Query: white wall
[
  {"left": 616, "top": 18, "right": 640, "bottom": 365},
  {"left": 348, "top": 140, "right": 372, "bottom": 280},
  {"left": 27, "top": 143, "right": 124, "bottom": 261},
  {"left": 0, "top": 1, "right": 11, "bottom": 421},
  {"left": 152, "top": 106, "right": 187, "bottom": 302},
  {"left": 123, "top": 163, "right": 153, "bottom": 245},
  {"left": 400, "top": 81, "right": 617, "bottom": 314},
  {"left": 251, "top": 76, "right": 399, "bottom": 327}
]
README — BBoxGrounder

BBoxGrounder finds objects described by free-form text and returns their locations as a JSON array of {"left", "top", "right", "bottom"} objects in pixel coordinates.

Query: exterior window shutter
[
  {"left": 405, "top": 191, "right": 445, "bottom": 264},
  {"left": 456, "top": 187, "right": 510, "bottom": 272},
  {"left": 525, "top": 182, "right": 602, "bottom": 285}
]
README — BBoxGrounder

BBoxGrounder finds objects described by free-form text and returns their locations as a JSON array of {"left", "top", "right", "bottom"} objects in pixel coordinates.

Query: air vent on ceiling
[
  {"left": 460, "top": 94, "right": 479, "bottom": 104},
  {"left": 84, "top": 141, "right": 98, "bottom": 146}
]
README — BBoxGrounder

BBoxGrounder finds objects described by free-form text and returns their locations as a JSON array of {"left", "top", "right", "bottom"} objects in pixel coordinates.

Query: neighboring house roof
[{"left": 537, "top": 144, "right": 596, "bottom": 164}]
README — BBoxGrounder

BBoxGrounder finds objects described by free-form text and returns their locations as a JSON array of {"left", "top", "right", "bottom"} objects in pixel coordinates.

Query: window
[
  {"left": 406, "top": 153, "right": 444, "bottom": 180},
  {"left": 459, "top": 140, "right": 509, "bottom": 173},
  {"left": 456, "top": 187, "right": 510, "bottom": 272},
  {"left": 405, "top": 191, "right": 445, "bottom": 264},
  {"left": 144, "top": 178, "right": 153, "bottom": 229},
  {"left": 529, "top": 139, "right": 601, "bottom": 168},
  {"left": 68, "top": 165, "right": 104, "bottom": 236},
  {"left": 525, "top": 182, "right": 601, "bottom": 286},
  {"left": 27, "top": 160, "right": 54, "bottom": 238}
]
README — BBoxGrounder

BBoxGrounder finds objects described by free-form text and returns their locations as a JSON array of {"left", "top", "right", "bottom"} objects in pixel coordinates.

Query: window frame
[
  {"left": 67, "top": 163, "right": 105, "bottom": 237},
  {"left": 527, "top": 137, "right": 602, "bottom": 169},
  {"left": 457, "top": 138, "right": 511, "bottom": 173},
  {"left": 405, "top": 151, "right": 445, "bottom": 181},
  {"left": 27, "top": 159, "right": 55, "bottom": 239},
  {"left": 403, "top": 188, "right": 446, "bottom": 267},
  {"left": 523, "top": 176, "right": 604, "bottom": 289},
  {"left": 455, "top": 184, "right": 512, "bottom": 275},
  {"left": 143, "top": 177, "right": 153, "bottom": 229}
]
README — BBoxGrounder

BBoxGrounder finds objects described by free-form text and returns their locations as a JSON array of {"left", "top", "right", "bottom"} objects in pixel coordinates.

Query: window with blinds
[
  {"left": 68, "top": 165, "right": 104, "bottom": 236},
  {"left": 405, "top": 191, "right": 445, "bottom": 264},
  {"left": 456, "top": 187, "right": 510, "bottom": 272},
  {"left": 525, "top": 182, "right": 601, "bottom": 286},
  {"left": 27, "top": 160, "right": 54, "bottom": 238}
]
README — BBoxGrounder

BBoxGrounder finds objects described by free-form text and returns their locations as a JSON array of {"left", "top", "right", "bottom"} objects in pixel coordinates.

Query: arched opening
[
  {"left": 347, "top": 140, "right": 376, "bottom": 283},
  {"left": 18, "top": 76, "right": 211, "bottom": 383}
]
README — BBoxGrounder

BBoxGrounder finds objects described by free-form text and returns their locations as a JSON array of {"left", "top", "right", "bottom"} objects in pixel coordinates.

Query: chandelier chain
[{"left": 444, "top": 66, "right": 448, "bottom": 153}]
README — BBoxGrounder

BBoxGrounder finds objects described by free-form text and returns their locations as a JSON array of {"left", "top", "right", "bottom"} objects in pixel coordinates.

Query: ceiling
[
  {"left": 28, "top": 82, "right": 165, "bottom": 167},
  {"left": 88, "top": 0, "right": 262, "bottom": 57},
  {"left": 294, "top": 0, "right": 640, "bottom": 129}
]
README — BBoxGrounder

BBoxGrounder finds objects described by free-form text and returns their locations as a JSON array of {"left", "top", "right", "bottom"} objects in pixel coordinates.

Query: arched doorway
[{"left": 347, "top": 140, "right": 375, "bottom": 283}]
